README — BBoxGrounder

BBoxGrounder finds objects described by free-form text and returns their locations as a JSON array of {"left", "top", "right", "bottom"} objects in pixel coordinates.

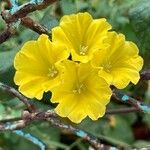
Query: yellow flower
[
  {"left": 50, "top": 60, "right": 112, "bottom": 123},
  {"left": 91, "top": 32, "right": 143, "bottom": 89},
  {"left": 52, "top": 12, "right": 111, "bottom": 63},
  {"left": 14, "top": 34, "right": 69, "bottom": 99}
]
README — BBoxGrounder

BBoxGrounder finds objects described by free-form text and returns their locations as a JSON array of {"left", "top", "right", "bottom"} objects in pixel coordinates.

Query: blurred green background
[{"left": 0, "top": 0, "right": 150, "bottom": 149}]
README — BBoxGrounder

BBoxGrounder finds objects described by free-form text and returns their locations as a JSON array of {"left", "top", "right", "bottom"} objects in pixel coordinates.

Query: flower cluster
[{"left": 14, "top": 12, "right": 143, "bottom": 123}]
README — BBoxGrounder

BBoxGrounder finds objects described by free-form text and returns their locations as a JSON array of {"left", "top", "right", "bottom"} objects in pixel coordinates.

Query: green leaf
[
  {"left": 60, "top": 0, "right": 77, "bottom": 15},
  {"left": 75, "top": 1, "right": 89, "bottom": 11},
  {"left": 0, "top": 49, "right": 18, "bottom": 101},
  {"left": 25, "top": 122, "right": 62, "bottom": 149},
  {"left": 143, "top": 114, "right": 150, "bottom": 127},
  {"left": 129, "top": 0, "right": 150, "bottom": 68},
  {"left": 0, "top": 50, "right": 17, "bottom": 73},
  {"left": 1, "top": 132, "right": 39, "bottom": 150},
  {"left": 103, "top": 116, "right": 134, "bottom": 144},
  {"left": 79, "top": 117, "right": 131, "bottom": 148},
  {"left": 40, "top": 8, "right": 59, "bottom": 30},
  {"left": 133, "top": 140, "right": 150, "bottom": 149},
  {"left": 0, "top": 16, "right": 5, "bottom": 31},
  {"left": 0, "top": 98, "right": 22, "bottom": 120}
]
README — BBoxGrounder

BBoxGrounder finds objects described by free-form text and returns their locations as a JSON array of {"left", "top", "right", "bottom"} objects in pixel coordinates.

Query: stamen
[
  {"left": 103, "top": 61, "right": 112, "bottom": 72},
  {"left": 47, "top": 66, "right": 58, "bottom": 78},
  {"left": 79, "top": 45, "right": 88, "bottom": 55},
  {"left": 73, "top": 84, "right": 85, "bottom": 94}
]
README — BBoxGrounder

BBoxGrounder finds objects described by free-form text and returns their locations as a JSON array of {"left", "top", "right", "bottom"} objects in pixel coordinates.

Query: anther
[{"left": 79, "top": 45, "right": 88, "bottom": 55}]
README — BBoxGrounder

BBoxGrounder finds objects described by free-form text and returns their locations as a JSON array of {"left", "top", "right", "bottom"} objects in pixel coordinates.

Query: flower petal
[
  {"left": 14, "top": 34, "right": 68, "bottom": 99},
  {"left": 51, "top": 61, "right": 112, "bottom": 123},
  {"left": 111, "top": 68, "right": 140, "bottom": 89},
  {"left": 85, "top": 18, "right": 112, "bottom": 51},
  {"left": 91, "top": 31, "right": 143, "bottom": 89},
  {"left": 98, "top": 69, "right": 113, "bottom": 85},
  {"left": 85, "top": 96, "right": 106, "bottom": 120},
  {"left": 52, "top": 12, "right": 111, "bottom": 63},
  {"left": 59, "top": 12, "right": 93, "bottom": 50},
  {"left": 18, "top": 76, "right": 47, "bottom": 99}
]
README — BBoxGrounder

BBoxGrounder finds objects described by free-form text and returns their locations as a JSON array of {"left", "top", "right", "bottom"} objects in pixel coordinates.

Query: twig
[
  {"left": 106, "top": 107, "right": 138, "bottom": 115},
  {"left": 0, "top": 82, "right": 148, "bottom": 149},
  {"left": 0, "top": 106, "right": 139, "bottom": 124},
  {"left": 109, "top": 71, "right": 150, "bottom": 114},
  {"left": 0, "top": 117, "right": 21, "bottom": 123},
  {"left": 0, "top": 27, "right": 15, "bottom": 44},
  {"left": 0, "top": 112, "right": 49, "bottom": 150},
  {"left": 113, "top": 90, "right": 150, "bottom": 114},
  {"left": 21, "top": 17, "right": 51, "bottom": 36},
  {"left": 2, "top": 0, "right": 57, "bottom": 24},
  {"left": 47, "top": 117, "right": 121, "bottom": 150},
  {"left": 0, "top": 82, "right": 150, "bottom": 149},
  {"left": 0, "top": 82, "right": 34, "bottom": 112},
  {"left": 0, "top": 106, "right": 139, "bottom": 125},
  {"left": 13, "top": 130, "right": 48, "bottom": 150},
  {"left": 140, "top": 70, "right": 150, "bottom": 80},
  {"left": 0, "top": 16, "right": 51, "bottom": 44},
  {"left": 46, "top": 117, "right": 103, "bottom": 150},
  {"left": 0, "top": 0, "right": 56, "bottom": 44},
  {"left": 0, "top": 110, "right": 119, "bottom": 150},
  {"left": 0, "top": 119, "right": 28, "bottom": 131},
  {"left": 4, "top": 0, "right": 12, "bottom": 8},
  {"left": 0, "top": 110, "right": 56, "bottom": 131}
]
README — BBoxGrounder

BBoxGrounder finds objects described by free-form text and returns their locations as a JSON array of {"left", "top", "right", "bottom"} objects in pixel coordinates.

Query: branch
[
  {"left": 4, "top": 0, "right": 12, "bottom": 8},
  {"left": 0, "top": 80, "right": 133, "bottom": 149},
  {"left": 0, "top": 109, "right": 47, "bottom": 150},
  {"left": 0, "top": 117, "right": 21, "bottom": 123},
  {"left": 0, "top": 16, "right": 51, "bottom": 44},
  {"left": 0, "top": 106, "right": 139, "bottom": 124},
  {"left": 13, "top": 130, "right": 48, "bottom": 150},
  {"left": 0, "top": 120, "right": 28, "bottom": 130},
  {"left": 0, "top": 82, "right": 149, "bottom": 149},
  {"left": 108, "top": 70, "right": 150, "bottom": 114},
  {"left": 0, "top": 0, "right": 56, "bottom": 43},
  {"left": 140, "top": 70, "right": 150, "bottom": 80},
  {"left": 113, "top": 90, "right": 150, "bottom": 114},
  {"left": 46, "top": 117, "right": 104, "bottom": 150},
  {"left": 0, "top": 110, "right": 120, "bottom": 150},
  {"left": 0, "top": 82, "right": 35, "bottom": 112},
  {"left": 0, "top": 27, "right": 15, "bottom": 44},
  {"left": 106, "top": 107, "right": 138, "bottom": 115},
  {"left": 0, "top": 110, "right": 56, "bottom": 131},
  {"left": 2, "top": 0, "right": 57, "bottom": 24},
  {"left": 21, "top": 17, "right": 51, "bottom": 36}
]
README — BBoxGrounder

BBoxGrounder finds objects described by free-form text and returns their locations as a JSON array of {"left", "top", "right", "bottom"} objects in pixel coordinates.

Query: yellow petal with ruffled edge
[
  {"left": 91, "top": 31, "right": 143, "bottom": 89},
  {"left": 51, "top": 60, "right": 112, "bottom": 123},
  {"left": 14, "top": 34, "right": 69, "bottom": 99},
  {"left": 52, "top": 12, "right": 111, "bottom": 63}
]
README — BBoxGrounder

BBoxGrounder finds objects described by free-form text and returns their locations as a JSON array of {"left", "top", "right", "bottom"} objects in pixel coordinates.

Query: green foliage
[
  {"left": 0, "top": 49, "right": 17, "bottom": 72},
  {"left": 133, "top": 140, "right": 150, "bottom": 149},
  {"left": 129, "top": 0, "right": 150, "bottom": 69},
  {"left": 79, "top": 112, "right": 137, "bottom": 148},
  {"left": 60, "top": 0, "right": 77, "bottom": 14},
  {"left": 103, "top": 116, "right": 134, "bottom": 144},
  {"left": 0, "top": 0, "right": 150, "bottom": 149},
  {"left": 0, "top": 98, "right": 21, "bottom": 120}
]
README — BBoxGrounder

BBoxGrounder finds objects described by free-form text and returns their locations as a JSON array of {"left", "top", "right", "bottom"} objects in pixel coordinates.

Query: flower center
[
  {"left": 79, "top": 45, "right": 88, "bottom": 55},
  {"left": 47, "top": 66, "right": 58, "bottom": 78},
  {"left": 73, "top": 84, "right": 85, "bottom": 94},
  {"left": 103, "top": 61, "right": 112, "bottom": 72}
]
